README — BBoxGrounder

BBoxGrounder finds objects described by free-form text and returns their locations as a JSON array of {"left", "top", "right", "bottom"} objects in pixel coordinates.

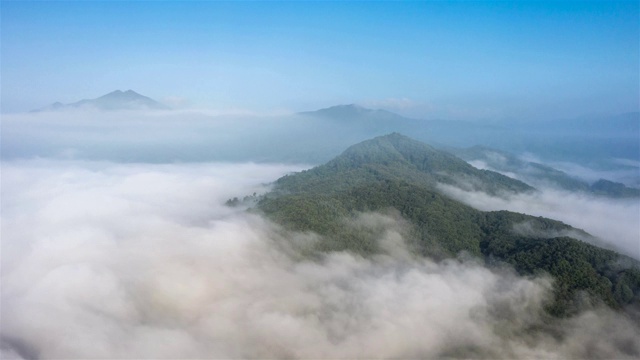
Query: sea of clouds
[
  {"left": 2, "top": 110, "right": 640, "bottom": 359},
  {"left": 2, "top": 159, "right": 639, "bottom": 359}
]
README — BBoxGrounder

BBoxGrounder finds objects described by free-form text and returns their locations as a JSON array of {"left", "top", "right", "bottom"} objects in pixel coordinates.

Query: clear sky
[{"left": 1, "top": 1, "right": 638, "bottom": 119}]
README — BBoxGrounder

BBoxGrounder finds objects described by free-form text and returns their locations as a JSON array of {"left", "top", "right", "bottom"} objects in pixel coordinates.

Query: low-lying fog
[
  {"left": 438, "top": 184, "right": 640, "bottom": 260},
  {"left": 2, "top": 110, "right": 639, "bottom": 359},
  {"left": 4, "top": 110, "right": 639, "bottom": 173},
  {"left": 0, "top": 110, "right": 374, "bottom": 163},
  {"left": 2, "top": 159, "right": 639, "bottom": 359}
]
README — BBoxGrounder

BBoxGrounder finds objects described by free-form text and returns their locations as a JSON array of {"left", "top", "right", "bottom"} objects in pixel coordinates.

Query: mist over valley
[
  {"left": 2, "top": 101, "right": 639, "bottom": 358},
  {"left": 2, "top": 2, "right": 639, "bottom": 359}
]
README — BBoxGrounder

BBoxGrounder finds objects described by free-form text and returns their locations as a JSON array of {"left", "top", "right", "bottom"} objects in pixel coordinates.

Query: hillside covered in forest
[{"left": 254, "top": 133, "right": 640, "bottom": 317}]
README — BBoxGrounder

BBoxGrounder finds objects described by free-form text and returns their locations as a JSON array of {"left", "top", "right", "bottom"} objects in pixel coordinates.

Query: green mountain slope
[
  {"left": 256, "top": 133, "right": 640, "bottom": 316},
  {"left": 274, "top": 133, "right": 534, "bottom": 196}
]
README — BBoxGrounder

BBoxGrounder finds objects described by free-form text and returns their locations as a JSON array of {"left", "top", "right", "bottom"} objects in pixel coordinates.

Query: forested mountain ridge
[
  {"left": 273, "top": 133, "right": 534, "bottom": 197},
  {"left": 255, "top": 133, "right": 640, "bottom": 317}
]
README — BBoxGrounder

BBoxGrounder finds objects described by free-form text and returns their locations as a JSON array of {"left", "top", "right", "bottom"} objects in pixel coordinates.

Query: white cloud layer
[
  {"left": 438, "top": 184, "right": 640, "bottom": 260},
  {"left": 2, "top": 160, "right": 639, "bottom": 359},
  {"left": 0, "top": 110, "right": 366, "bottom": 164}
]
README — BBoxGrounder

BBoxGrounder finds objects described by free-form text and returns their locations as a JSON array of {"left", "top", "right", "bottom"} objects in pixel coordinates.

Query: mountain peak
[
  {"left": 275, "top": 133, "right": 535, "bottom": 196},
  {"left": 298, "top": 104, "right": 408, "bottom": 124},
  {"left": 335, "top": 133, "right": 450, "bottom": 169},
  {"left": 33, "top": 90, "right": 169, "bottom": 112},
  {"left": 300, "top": 104, "right": 374, "bottom": 117},
  {"left": 98, "top": 89, "right": 147, "bottom": 100},
  {"left": 328, "top": 104, "right": 370, "bottom": 112}
]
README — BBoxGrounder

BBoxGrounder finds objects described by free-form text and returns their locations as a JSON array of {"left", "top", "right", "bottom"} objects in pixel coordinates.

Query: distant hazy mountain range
[
  {"left": 299, "top": 104, "right": 408, "bottom": 122},
  {"left": 23, "top": 94, "right": 638, "bottom": 184},
  {"left": 452, "top": 145, "right": 640, "bottom": 198},
  {"left": 310, "top": 105, "right": 638, "bottom": 159},
  {"left": 32, "top": 90, "right": 169, "bottom": 112}
]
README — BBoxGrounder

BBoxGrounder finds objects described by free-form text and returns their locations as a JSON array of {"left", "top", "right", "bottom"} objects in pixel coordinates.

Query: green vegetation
[
  {"left": 274, "top": 133, "right": 534, "bottom": 196},
  {"left": 480, "top": 211, "right": 640, "bottom": 315},
  {"left": 255, "top": 133, "right": 640, "bottom": 316}
]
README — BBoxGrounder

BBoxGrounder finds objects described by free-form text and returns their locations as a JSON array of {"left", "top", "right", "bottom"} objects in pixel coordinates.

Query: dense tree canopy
[{"left": 255, "top": 134, "right": 640, "bottom": 316}]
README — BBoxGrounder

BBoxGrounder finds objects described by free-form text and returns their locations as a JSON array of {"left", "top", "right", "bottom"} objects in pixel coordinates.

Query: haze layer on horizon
[{"left": 1, "top": 1, "right": 638, "bottom": 120}]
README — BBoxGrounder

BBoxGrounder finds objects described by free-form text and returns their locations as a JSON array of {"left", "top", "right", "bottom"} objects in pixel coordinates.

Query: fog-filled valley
[
  {"left": 2, "top": 157, "right": 639, "bottom": 359},
  {"left": 3, "top": 107, "right": 639, "bottom": 170},
  {"left": 2, "top": 106, "right": 640, "bottom": 359},
  {"left": 2, "top": 1, "right": 639, "bottom": 359}
]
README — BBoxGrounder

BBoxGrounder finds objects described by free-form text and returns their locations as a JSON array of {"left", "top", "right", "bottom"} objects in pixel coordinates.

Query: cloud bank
[
  {"left": 2, "top": 160, "right": 639, "bottom": 359},
  {"left": 438, "top": 183, "right": 640, "bottom": 260},
  {"left": 0, "top": 110, "right": 374, "bottom": 164}
]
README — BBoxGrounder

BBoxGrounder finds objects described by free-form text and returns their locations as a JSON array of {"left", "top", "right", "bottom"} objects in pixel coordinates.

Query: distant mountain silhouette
[
  {"left": 452, "top": 145, "right": 640, "bottom": 198},
  {"left": 33, "top": 90, "right": 169, "bottom": 112},
  {"left": 299, "top": 104, "right": 409, "bottom": 122}
]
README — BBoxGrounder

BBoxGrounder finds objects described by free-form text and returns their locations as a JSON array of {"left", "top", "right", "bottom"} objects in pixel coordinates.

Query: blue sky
[{"left": 1, "top": 1, "right": 638, "bottom": 119}]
